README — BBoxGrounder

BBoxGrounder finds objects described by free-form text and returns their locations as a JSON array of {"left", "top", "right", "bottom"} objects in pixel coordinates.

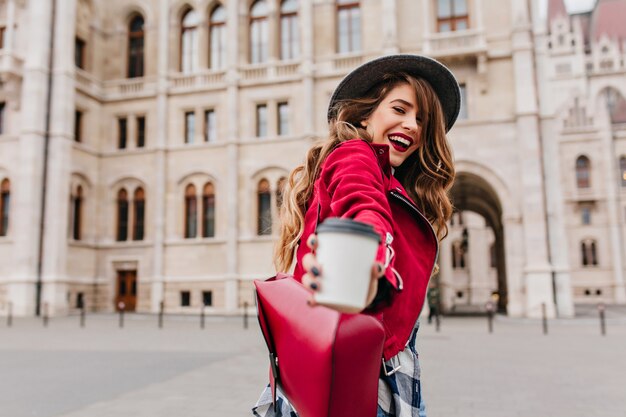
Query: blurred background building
[{"left": 0, "top": 0, "right": 624, "bottom": 318}]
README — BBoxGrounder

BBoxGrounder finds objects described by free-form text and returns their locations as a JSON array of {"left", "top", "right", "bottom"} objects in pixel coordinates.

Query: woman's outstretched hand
[{"left": 301, "top": 233, "right": 385, "bottom": 314}]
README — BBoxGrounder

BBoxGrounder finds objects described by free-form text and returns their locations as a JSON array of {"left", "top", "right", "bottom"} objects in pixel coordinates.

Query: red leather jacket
[{"left": 293, "top": 139, "right": 439, "bottom": 360}]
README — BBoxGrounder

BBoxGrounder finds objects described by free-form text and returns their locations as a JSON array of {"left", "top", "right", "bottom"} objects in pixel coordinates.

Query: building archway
[{"left": 440, "top": 172, "right": 508, "bottom": 314}]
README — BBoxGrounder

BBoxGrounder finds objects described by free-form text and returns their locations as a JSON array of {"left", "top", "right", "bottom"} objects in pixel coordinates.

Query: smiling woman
[
  {"left": 253, "top": 55, "right": 460, "bottom": 417},
  {"left": 362, "top": 83, "right": 422, "bottom": 167}
]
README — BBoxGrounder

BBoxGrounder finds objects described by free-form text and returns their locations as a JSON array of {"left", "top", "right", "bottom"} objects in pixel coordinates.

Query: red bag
[{"left": 254, "top": 273, "right": 385, "bottom": 417}]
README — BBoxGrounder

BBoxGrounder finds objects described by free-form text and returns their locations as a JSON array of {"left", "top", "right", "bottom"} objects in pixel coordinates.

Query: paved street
[{"left": 0, "top": 312, "right": 624, "bottom": 417}]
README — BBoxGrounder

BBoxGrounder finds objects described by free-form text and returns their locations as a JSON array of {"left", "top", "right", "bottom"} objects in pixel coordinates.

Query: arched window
[
  {"left": 133, "top": 188, "right": 145, "bottom": 241},
  {"left": 575, "top": 155, "right": 591, "bottom": 188},
  {"left": 257, "top": 179, "right": 272, "bottom": 235},
  {"left": 116, "top": 189, "right": 129, "bottom": 241},
  {"left": 436, "top": 0, "right": 469, "bottom": 32},
  {"left": 185, "top": 184, "right": 197, "bottom": 238},
  {"left": 581, "top": 239, "right": 598, "bottom": 266},
  {"left": 602, "top": 87, "right": 626, "bottom": 124},
  {"left": 276, "top": 177, "right": 286, "bottom": 210},
  {"left": 250, "top": 0, "right": 269, "bottom": 64},
  {"left": 209, "top": 5, "right": 227, "bottom": 69},
  {"left": 337, "top": 0, "right": 361, "bottom": 53},
  {"left": 202, "top": 182, "right": 215, "bottom": 238},
  {"left": 451, "top": 240, "right": 465, "bottom": 269},
  {"left": 128, "top": 15, "right": 145, "bottom": 78},
  {"left": 181, "top": 9, "right": 200, "bottom": 73},
  {"left": 280, "top": 0, "right": 299, "bottom": 60},
  {"left": 620, "top": 156, "right": 626, "bottom": 187},
  {"left": 0, "top": 179, "right": 10, "bottom": 236},
  {"left": 72, "top": 186, "right": 83, "bottom": 240}
]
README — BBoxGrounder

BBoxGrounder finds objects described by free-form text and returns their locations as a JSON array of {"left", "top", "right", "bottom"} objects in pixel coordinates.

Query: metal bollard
[
  {"left": 43, "top": 303, "right": 49, "bottom": 327},
  {"left": 485, "top": 301, "right": 494, "bottom": 334},
  {"left": 158, "top": 300, "right": 164, "bottom": 329},
  {"left": 80, "top": 305, "right": 86, "bottom": 328},
  {"left": 243, "top": 301, "right": 249, "bottom": 330},
  {"left": 118, "top": 302, "right": 125, "bottom": 328},
  {"left": 200, "top": 305, "right": 205, "bottom": 329},
  {"left": 7, "top": 302, "right": 12, "bottom": 327},
  {"left": 598, "top": 303, "right": 606, "bottom": 336},
  {"left": 541, "top": 303, "right": 548, "bottom": 335}
]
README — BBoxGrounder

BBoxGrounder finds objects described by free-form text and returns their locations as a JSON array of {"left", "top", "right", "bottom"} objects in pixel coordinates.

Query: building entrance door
[{"left": 115, "top": 270, "right": 137, "bottom": 311}]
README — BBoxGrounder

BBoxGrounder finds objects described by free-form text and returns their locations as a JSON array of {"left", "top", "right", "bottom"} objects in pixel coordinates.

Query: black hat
[{"left": 327, "top": 54, "right": 461, "bottom": 132}]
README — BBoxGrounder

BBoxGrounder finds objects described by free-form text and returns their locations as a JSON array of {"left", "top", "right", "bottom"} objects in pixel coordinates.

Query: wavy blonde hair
[{"left": 275, "top": 73, "right": 455, "bottom": 272}]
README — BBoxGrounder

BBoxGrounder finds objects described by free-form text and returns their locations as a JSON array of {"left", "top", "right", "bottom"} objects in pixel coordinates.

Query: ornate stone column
[
  {"left": 224, "top": 0, "right": 241, "bottom": 313},
  {"left": 540, "top": 117, "right": 575, "bottom": 317},
  {"left": 151, "top": 0, "right": 170, "bottom": 312},
  {"left": 40, "top": 0, "right": 78, "bottom": 316},
  {"left": 530, "top": 0, "right": 574, "bottom": 317},
  {"left": 597, "top": 103, "right": 626, "bottom": 303},
  {"left": 511, "top": 0, "right": 555, "bottom": 318},
  {"left": 13, "top": 0, "right": 54, "bottom": 316}
]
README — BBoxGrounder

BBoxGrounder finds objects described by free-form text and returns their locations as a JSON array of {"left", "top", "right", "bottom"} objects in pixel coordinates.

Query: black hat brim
[{"left": 327, "top": 54, "right": 461, "bottom": 132}]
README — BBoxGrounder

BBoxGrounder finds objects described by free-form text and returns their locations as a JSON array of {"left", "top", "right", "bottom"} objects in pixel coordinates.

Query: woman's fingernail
[
  {"left": 311, "top": 266, "right": 320, "bottom": 277},
  {"left": 310, "top": 282, "right": 318, "bottom": 290}
]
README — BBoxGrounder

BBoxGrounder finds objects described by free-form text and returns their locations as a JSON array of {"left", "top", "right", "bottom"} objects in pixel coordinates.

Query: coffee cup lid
[{"left": 317, "top": 218, "right": 381, "bottom": 243}]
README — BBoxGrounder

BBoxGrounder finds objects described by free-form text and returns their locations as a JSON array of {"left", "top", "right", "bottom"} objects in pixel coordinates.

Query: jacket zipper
[{"left": 389, "top": 189, "right": 440, "bottom": 279}]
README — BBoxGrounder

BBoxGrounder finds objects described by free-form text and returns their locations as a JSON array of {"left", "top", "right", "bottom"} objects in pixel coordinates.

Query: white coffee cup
[{"left": 314, "top": 218, "right": 381, "bottom": 311}]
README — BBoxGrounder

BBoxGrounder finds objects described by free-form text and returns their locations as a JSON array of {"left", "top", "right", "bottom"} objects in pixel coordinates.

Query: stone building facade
[{"left": 0, "top": 0, "right": 624, "bottom": 318}]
